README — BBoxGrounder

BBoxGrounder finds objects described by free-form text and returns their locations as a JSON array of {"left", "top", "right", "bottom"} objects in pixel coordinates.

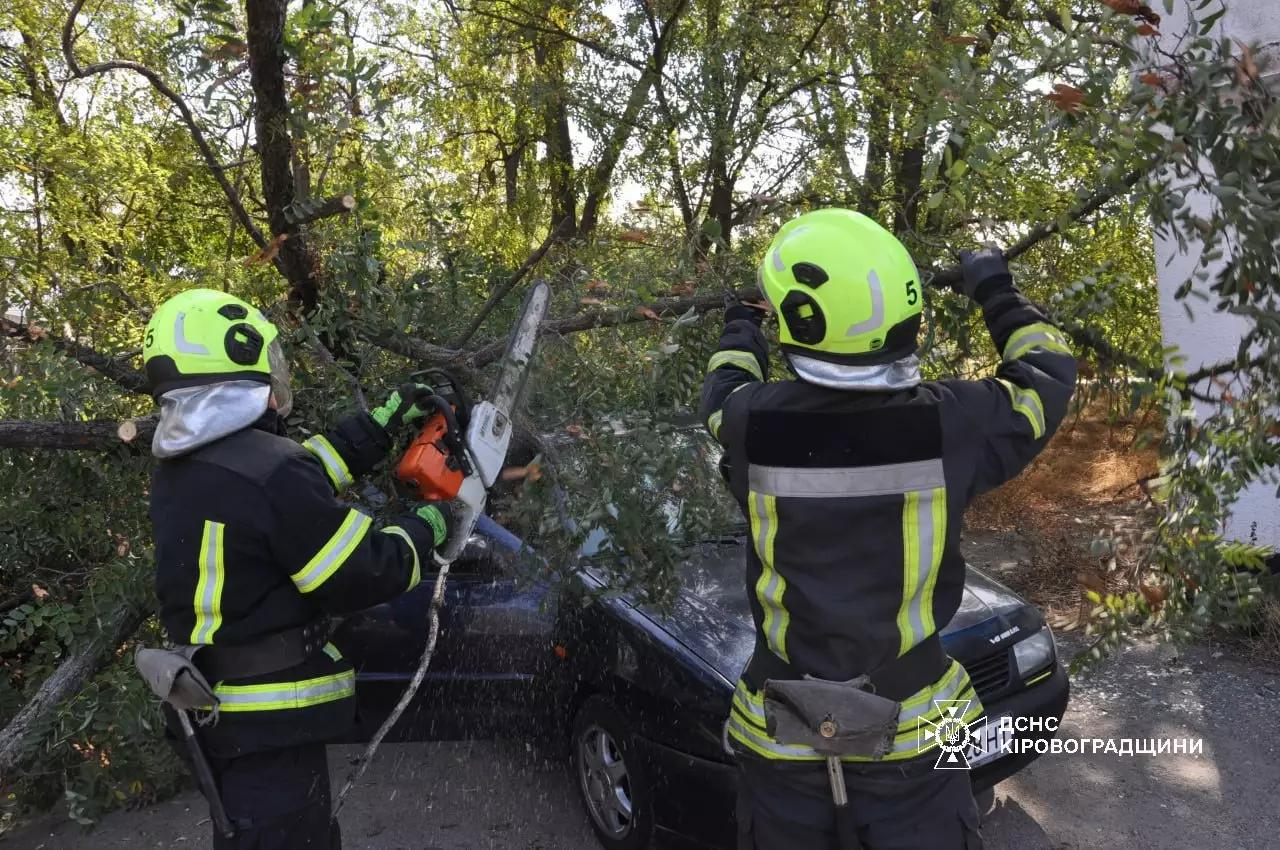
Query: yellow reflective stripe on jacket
[
  {"left": 303, "top": 435, "right": 353, "bottom": 491},
  {"left": 896, "top": 487, "right": 947, "bottom": 657},
  {"left": 379, "top": 526, "right": 421, "bottom": 591},
  {"left": 190, "top": 520, "right": 226, "bottom": 645},
  {"left": 995, "top": 378, "right": 1047, "bottom": 439},
  {"left": 322, "top": 642, "right": 343, "bottom": 662},
  {"left": 727, "top": 662, "right": 982, "bottom": 762},
  {"left": 290, "top": 509, "right": 373, "bottom": 593},
  {"left": 709, "top": 350, "right": 763, "bottom": 382},
  {"left": 749, "top": 492, "right": 789, "bottom": 662},
  {"left": 707, "top": 409, "right": 724, "bottom": 440},
  {"left": 1003, "top": 322, "right": 1072, "bottom": 362},
  {"left": 214, "top": 669, "right": 355, "bottom": 713},
  {"left": 707, "top": 384, "right": 751, "bottom": 442}
]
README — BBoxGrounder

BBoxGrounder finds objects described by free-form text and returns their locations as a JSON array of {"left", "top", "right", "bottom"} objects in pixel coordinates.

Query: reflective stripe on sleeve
[
  {"left": 708, "top": 350, "right": 764, "bottom": 382},
  {"left": 303, "top": 435, "right": 353, "bottom": 491},
  {"left": 290, "top": 509, "right": 373, "bottom": 593},
  {"left": 322, "top": 642, "right": 343, "bottom": 662},
  {"left": 749, "top": 491, "right": 789, "bottom": 662},
  {"left": 995, "top": 379, "right": 1047, "bottom": 439},
  {"left": 190, "top": 520, "right": 226, "bottom": 645},
  {"left": 707, "top": 410, "right": 724, "bottom": 440},
  {"left": 214, "top": 669, "right": 355, "bottom": 712},
  {"left": 379, "top": 526, "right": 422, "bottom": 591},
  {"left": 1003, "top": 322, "right": 1072, "bottom": 362}
]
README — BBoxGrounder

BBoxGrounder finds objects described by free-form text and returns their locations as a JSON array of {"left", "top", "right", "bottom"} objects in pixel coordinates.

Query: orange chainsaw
[{"left": 394, "top": 280, "right": 550, "bottom": 564}]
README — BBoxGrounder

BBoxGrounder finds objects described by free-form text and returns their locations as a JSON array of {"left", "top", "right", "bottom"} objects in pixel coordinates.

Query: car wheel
[{"left": 571, "top": 696, "right": 655, "bottom": 850}]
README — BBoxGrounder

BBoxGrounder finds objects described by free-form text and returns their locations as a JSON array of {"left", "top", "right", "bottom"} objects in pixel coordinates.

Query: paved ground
[{"left": 5, "top": 637, "right": 1278, "bottom": 850}]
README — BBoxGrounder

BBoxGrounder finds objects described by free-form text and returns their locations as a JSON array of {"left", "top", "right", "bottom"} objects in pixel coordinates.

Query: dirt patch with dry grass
[
  {"left": 965, "top": 400, "right": 1280, "bottom": 665},
  {"left": 964, "top": 400, "right": 1161, "bottom": 628}
]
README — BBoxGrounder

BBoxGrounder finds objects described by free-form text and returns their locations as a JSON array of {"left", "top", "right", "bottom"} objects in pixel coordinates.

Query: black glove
[
  {"left": 956, "top": 247, "right": 1014, "bottom": 303},
  {"left": 412, "top": 501, "right": 456, "bottom": 550},
  {"left": 725, "top": 301, "right": 770, "bottom": 326}
]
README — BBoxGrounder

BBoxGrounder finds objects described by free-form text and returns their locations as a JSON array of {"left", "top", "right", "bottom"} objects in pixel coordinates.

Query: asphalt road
[{"left": 5, "top": 638, "right": 1278, "bottom": 850}]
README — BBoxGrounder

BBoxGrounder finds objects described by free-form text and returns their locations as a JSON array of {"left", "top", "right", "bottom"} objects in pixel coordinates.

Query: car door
[{"left": 333, "top": 518, "right": 553, "bottom": 741}]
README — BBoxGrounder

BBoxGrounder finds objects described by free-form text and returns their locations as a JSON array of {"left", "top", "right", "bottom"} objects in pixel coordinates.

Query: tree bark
[
  {"left": 0, "top": 602, "right": 149, "bottom": 780},
  {"left": 892, "top": 133, "right": 928, "bottom": 238},
  {"left": 578, "top": 0, "right": 689, "bottom": 238},
  {"left": 0, "top": 419, "right": 156, "bottom": 451},
  {"left": 244, "top": 0, "right": 327, "bottom": 311},
  {"left": 533, "top": 39, "right": 578, "bottom": 237}
]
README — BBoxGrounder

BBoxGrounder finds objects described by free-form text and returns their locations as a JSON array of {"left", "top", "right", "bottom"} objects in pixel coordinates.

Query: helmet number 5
[{"left": 905, "top": 280, "right": 919, "bottom": 306}]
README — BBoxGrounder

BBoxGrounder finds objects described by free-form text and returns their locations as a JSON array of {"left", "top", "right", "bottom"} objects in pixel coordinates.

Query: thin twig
[{"left": 62, "top": 0, "right": 267, "bottom": 249}]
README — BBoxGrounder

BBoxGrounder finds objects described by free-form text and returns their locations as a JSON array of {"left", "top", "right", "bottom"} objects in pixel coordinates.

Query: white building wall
[{"left": 1151, "top": 0, "right": 1280, "bottom": 546}]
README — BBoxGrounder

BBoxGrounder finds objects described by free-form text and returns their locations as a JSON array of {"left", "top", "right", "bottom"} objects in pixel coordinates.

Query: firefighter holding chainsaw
[
  {"left": 701, "top": 209, "right": 1077, "bottom": 849},
  {"left": 136, "top": 288, "right": 458, "bottom": 849}
]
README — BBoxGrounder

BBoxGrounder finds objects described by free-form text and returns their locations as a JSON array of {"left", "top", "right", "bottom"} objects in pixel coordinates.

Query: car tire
[{"left": 571, "top": 695, "right": 655, "bottom": 850}]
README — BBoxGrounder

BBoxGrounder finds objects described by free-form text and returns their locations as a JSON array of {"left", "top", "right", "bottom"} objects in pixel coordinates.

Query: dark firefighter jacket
[
  {"left": 151, "top": 412, "right": 438, "bottom": 758},
  {"left": 700, "top": 279, "right": 1077, "bottom": 763}
]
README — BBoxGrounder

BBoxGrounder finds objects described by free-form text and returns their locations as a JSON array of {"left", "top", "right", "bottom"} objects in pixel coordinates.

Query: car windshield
[{"left": 570, "top": 426, "right": 745, "bottom": 561}]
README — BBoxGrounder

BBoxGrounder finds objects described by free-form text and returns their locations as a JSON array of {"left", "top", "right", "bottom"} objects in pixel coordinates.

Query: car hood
[{"left": 647, "top": 539, "right": 1029, "bottom": 682}]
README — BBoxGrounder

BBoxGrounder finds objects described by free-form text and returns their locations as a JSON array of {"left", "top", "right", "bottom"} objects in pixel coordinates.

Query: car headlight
[{"left": 1013, "top": 627, "right": 1055, "bottom": 679}]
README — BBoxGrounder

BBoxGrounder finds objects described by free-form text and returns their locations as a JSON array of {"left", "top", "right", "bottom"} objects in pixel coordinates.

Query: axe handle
[{"left": 177, "top": 710, "right": 236, "bottom": 839}]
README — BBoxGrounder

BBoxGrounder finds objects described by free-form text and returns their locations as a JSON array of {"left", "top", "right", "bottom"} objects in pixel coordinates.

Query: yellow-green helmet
[
  {"left": 759, "top": 209, "right": 923, "bottom": 366},
  {"left": 143, "top": 289, "right": 290, "bottom": 411}
]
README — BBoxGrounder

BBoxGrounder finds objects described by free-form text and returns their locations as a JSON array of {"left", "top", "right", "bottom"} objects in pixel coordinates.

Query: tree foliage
[{"left": 0, "top": 0, "right": 1275, "bottom": 825}]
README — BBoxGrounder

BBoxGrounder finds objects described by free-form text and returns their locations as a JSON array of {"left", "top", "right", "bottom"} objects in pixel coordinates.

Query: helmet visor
[{"left": 267, "top": 339, "right": 293, "bottom": 417}]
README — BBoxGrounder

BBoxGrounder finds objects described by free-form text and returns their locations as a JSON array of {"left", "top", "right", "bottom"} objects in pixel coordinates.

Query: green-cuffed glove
[
  {"left": 413, "top": 501, "right": 456, "bottom": 550},
  {"left": 371, "top": 383, "right": 436, "bottom": 434}
]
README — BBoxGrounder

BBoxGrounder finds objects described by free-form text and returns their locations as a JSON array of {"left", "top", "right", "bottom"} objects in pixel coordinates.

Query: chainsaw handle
[{"left": 418, "top": 393, "right": 471, "bottom": 476}]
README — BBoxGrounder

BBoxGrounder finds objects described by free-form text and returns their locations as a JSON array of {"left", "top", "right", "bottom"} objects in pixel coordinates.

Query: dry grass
[
  {"left": 1252, "top": 599, "right": 1280, "bottom": 663},
  {"left": 965, "top": 400, "right": 1161, "bottom": 625},
  {"left": 967, "top": 400, "right": 1160, "bottom": 529}
]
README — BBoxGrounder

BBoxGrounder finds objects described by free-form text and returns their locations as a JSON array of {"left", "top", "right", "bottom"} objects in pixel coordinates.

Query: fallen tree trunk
[
  {"left": 0, "top": 601, "right": 150, "bottom": 781},
  {"left": 0, "top": 418, "right": 156, "bottom": 451}
]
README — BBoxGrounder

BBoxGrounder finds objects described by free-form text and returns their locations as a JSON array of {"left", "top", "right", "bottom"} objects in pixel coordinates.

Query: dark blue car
[{"left": 336, "top": 515, "right": 1069, "bottom": 849}]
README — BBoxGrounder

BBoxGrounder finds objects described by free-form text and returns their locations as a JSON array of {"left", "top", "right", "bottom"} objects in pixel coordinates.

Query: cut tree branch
[
  {"left": 62, "top": 0, "right": 267, "bottom": 250},
  {"left": 0, "top": 418, "right": 156, "bottom": 451},
  {"left": 283, "top": 193, "right": 356, "bottom": 228}
]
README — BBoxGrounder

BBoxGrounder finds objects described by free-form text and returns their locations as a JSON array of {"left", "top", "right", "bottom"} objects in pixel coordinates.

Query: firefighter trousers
[
  {"left": 211, "top": 743, "right": 341, "bottom": 850},
  {"left": 736, "top": 752, "right": 983, "bottom": 850}
]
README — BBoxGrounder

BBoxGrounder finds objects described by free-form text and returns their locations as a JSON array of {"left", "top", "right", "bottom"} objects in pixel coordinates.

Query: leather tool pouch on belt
[
  {"left": 135, "top": 646, "right": 219, "bottom": 711},
  {"left": 762, "top": 675, "right": 900, "bottom": 758}
]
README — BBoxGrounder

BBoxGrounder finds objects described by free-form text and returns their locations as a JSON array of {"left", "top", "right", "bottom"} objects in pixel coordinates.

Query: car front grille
[{"left": 964, "top": 649, "right": 1012, "bottom": 703}]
